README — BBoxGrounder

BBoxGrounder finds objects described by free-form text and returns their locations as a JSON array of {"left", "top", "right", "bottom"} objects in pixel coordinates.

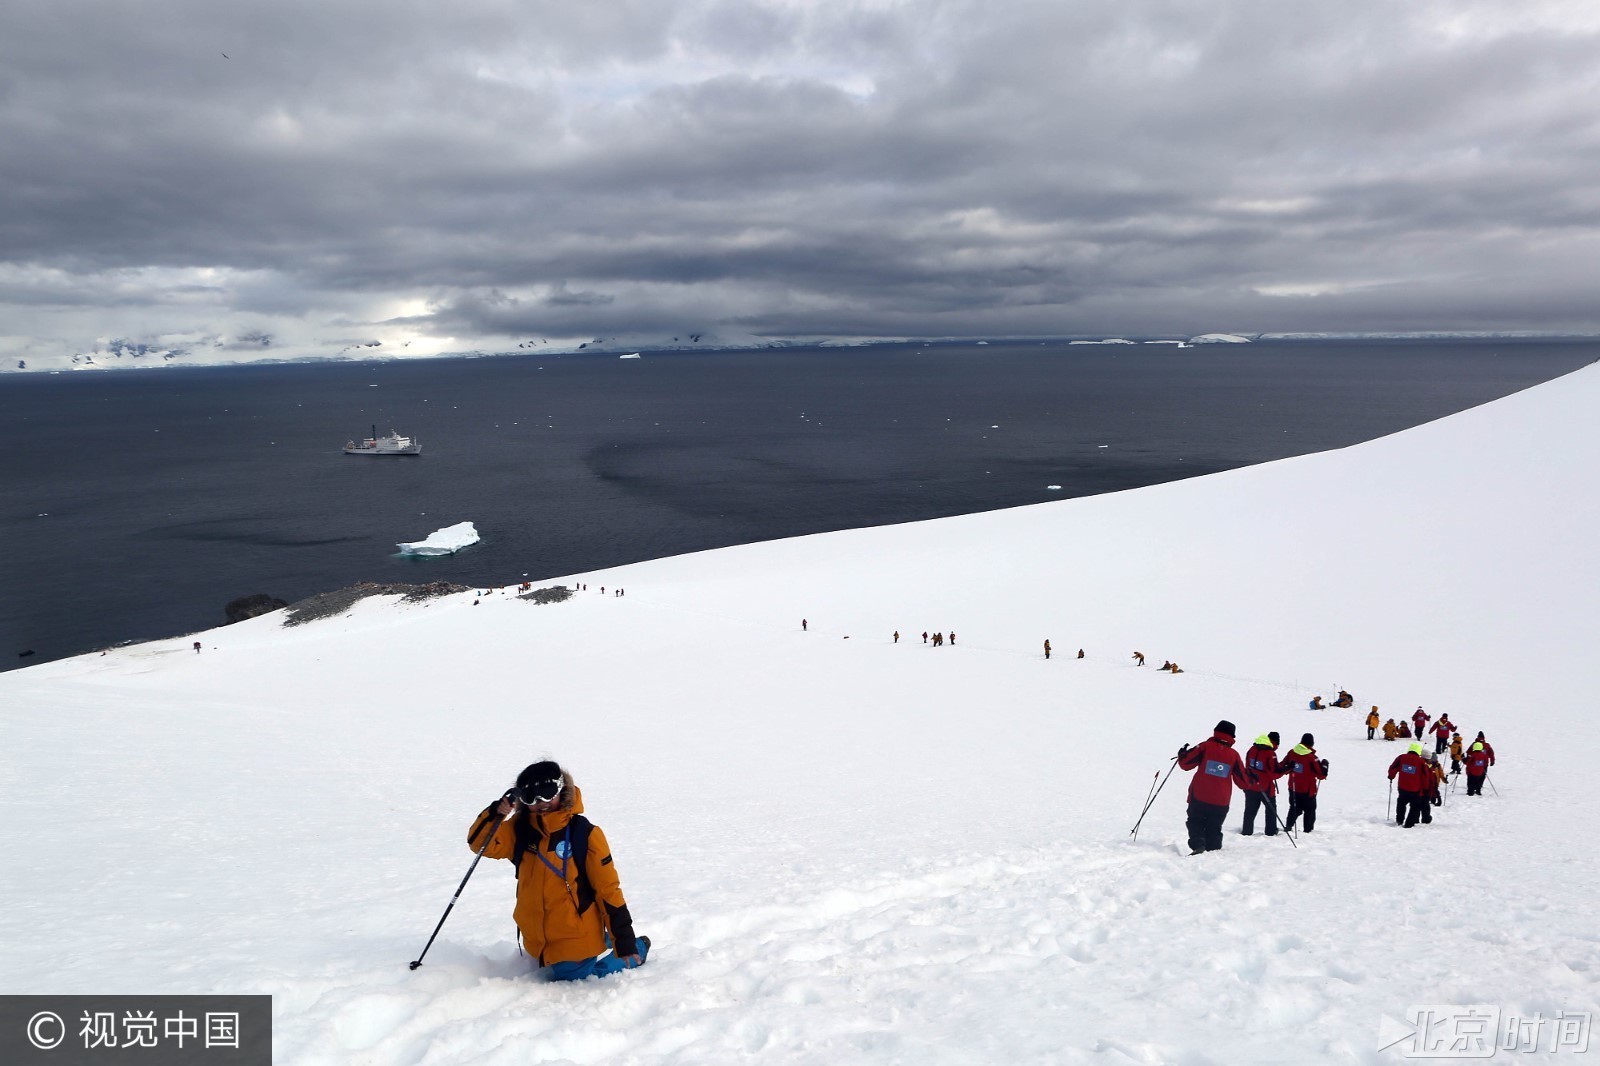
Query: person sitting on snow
[
  {"left": 1309, "top": 695, "right": 1325, "bottom": 710},
  {"left": 1383, "top": 718, "right": 1400, "bottom": 741},
  {"left": 1397, "top": 721, "right": 1412, "bottom": 738},
  {"left": 468, "top": 760, "right": 649, "bottom": 980}
]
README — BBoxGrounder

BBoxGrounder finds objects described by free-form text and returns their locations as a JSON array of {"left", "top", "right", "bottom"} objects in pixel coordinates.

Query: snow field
[{"left": 4, "top": 364, "right": 1600, "bottom": 1062}]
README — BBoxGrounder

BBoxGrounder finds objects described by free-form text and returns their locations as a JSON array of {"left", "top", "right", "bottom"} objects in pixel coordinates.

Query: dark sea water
[{"left": 3, "top": 339, "right": 1596, "bottom": 671}]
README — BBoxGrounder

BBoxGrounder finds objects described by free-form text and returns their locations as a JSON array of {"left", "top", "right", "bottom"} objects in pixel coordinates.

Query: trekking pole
[
  {"left": 1485, "top": 772, "right": 1499, "bottom": 797},
  {"left": 1266, "top": 793, "right": 1299, "bottom": 849},
  {"left": 1386, "top": 780, "right": 1393, "bottom": 821},
  {"left": 1130, "top": 757, "right": 1181, "bottom": 841},
  {"left": 409, "top": 800, "right": 509, "bottom": 970},
  {"left": 1138, "top": 769, "right": 1161, "bottom": 820}
]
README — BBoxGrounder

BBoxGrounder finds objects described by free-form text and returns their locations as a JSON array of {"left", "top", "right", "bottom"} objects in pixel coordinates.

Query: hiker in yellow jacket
[
  {"left": 1366, "top": 708, "right": 1381, "bottom": 740},
  {"left": 1382, "top": 718, "right": 1400, "bottom": 741},
  {"left": 468, "top": 760, "right": 649, "bottom": 980}
]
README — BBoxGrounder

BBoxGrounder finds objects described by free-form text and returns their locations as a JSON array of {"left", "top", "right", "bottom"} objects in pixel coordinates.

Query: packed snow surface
[
  {"left": 4, "top": 366, "right": 1600, "bottom": 1063},
  {"left": 396, "top": 521, "right": 479, "bottom": 556}
]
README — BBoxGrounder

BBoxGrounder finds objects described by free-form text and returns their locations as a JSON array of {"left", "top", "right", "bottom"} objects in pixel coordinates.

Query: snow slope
[{"left": 3, "top": 365, "right": 1598, "bottom": 1064}]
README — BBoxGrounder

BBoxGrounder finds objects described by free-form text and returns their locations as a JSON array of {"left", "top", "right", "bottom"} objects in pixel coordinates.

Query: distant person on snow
[
  {"left": 1239, "top": 732, "right": 1282, "bottom": 837},
  {"left": 1412, "top": 706, "right": 1430, "bottom": 737},
  {"left": 1332, "top": 690, "right": 1353, "bottom": 708},
  {"left": 949, "top": 632, "right": 956, "bottom": 645},
  {"left": 1177, "top": 720, "right": 1252, "bottom": 854},
  {"left": 1077, "top": 648, "right": 1084, "bottom": 659},
  {"left": 1397, "top": 721, "right": 1412, "bottom": 739},
  {"left": 1366, "top": 708, "right": 1381, "bottom": 740},
  {"left": 1279, "top": 733, "right": 1329, "bottom": 833},
  {"left": 1464, "top": 741, "right": 1495, "bottom": 796},
  {"left": 893, "top": 631, "right": 900, "bottom": 644},
  {"left": 193, "top": 642, "right": 201, "bottom": 654},
  {"left": 1422, "top": 754, "right": 1447, "bottom": 822},
  {"left": 1309, "top": 696, "right": 1325, "bottom": 710},
  {"left": 467, "top": 761, "right": 648, "bottom": 980},
  {"left": 1383, "top": 718, "right": 1400, "bottom": 741},
  {"left": 1043, "top": 640, "right": 1051, "bottom": 660},
  {"left": 802, "top": 619, "right": 807, "bottom": 632},
  {"left": 1389, "top": 742, "right": 1430, "bottom": 829},
  {"left": 1448, "top": 732, "right": 1465, "bottom": 774},
  {"left": 1132, "top": 651, "right": 1145, "bottom": 666},
  {"left": 922, "top": 631, "right": 928, "bottom": 644},
  {"left": 1430, "top": 715, "right": 1454, "bottom": 755}
]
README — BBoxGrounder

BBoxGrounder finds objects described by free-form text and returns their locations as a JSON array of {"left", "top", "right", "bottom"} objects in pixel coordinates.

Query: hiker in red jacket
[
  {"left": 1177, "top": 720, "right": 1252, "bottom": 854},
  {"left": 1429, "top": 715, "right": 1454, "bottom": 756},
  {"left": 1279, "top": 733, "right": 1329, "bottom": 832},
  {"left": 1464, "top": 741, "right": 1495, "bottom": 795},
  {"left": 1389, "top": 742, "right": 1430, "bottom": 828},
  {"left": 1239, "top": 732, "right": 1282, "bottom": 837},
  {"left": 1411, "top": 706, "right": 1429, "bottom": 738}
]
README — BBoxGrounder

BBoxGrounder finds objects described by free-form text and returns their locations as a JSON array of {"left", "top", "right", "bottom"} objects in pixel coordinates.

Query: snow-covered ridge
[{"left": 3, "top": 365, "right": 1597, "bottom": 1063}]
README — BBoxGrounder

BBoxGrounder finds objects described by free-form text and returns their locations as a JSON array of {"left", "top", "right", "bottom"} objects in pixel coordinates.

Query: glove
[
  {"left": 1178, "top": 744, "right": 1191, "bottom": 759},
  {"left": 1319, "top": 759, "right": 1329, "bottom": 773}
]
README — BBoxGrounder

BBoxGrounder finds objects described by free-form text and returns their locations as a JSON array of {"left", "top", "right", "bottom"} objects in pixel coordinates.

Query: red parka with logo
[
  {"left": 1178, "top": 729, "right": 1251, "bottom": 805},
  {"left": 1242, "top": 739, "right": 1280, "bottom": 794},
  {"left": 1279, "top": 744, "right": 1328, "bottom": 795},
  {"left": 1388, "top": 749, "right": 1429, "bottom": 793}
]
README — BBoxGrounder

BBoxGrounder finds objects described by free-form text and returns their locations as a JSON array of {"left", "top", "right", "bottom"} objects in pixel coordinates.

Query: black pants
[
  {"left": 1284, "top": 791, "right": 1318, "bottom": 832},
  {"left": 1240, "top": 790, "right": 1278, "bottom": 835},
  {"left": 1186, "top": 799, "right": 1229, "bottom": 852},
  {"left": 1466, "top": 773, "right": 1484, "bottom": 795},
  {"left": 1435, "top": 736, "right": 1448, "bottom": 755},
  {"left": 1396, "top": 791, "right": 1423, "bottom": 827},
  {"left": 1367, "top": 727, "right": 1376, "bottom": 739}
]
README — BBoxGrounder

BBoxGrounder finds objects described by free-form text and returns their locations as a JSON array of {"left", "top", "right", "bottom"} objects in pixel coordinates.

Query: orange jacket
[
  {"left": 467, "top": 783, "right": 633, "bottom": 965},
  {"left": 1366, "top": 711, "right": 1381, "bottom": 730}
]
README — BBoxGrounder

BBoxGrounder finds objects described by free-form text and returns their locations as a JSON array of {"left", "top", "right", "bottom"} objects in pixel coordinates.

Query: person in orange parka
[
  {"left": 1383, "top": 718, "right": 1400, "bottom": 741},
  {"left": 1366, "top": 708, "right": 1381, "bottom": 740},
  {"left": 467, "top": 761, "right": 648, "bottom": 980}
]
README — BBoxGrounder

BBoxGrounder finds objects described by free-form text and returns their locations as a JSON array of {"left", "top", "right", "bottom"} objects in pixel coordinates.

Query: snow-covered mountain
[{"left": 3, "top": 364, "right": 1596, "bottom": 1063}]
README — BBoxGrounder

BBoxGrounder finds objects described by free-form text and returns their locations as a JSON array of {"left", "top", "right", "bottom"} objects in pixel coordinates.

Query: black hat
[
  {"left": 1300, "top": 732, "right": 1315, "bottom": 746},
  {"left": 1215, "top": 719, "right": 1236, "bottom": 737},
  {"left": 514, "top": 760, "right": 564, "bottom": 803},
  {"left": 1268, "top": 731, "right": 1280, "bottom": 746}
]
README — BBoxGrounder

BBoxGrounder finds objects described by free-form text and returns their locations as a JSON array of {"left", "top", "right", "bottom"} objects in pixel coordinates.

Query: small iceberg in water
[{"left": 397, "top": 521, "right": 479, "bottom": 556}]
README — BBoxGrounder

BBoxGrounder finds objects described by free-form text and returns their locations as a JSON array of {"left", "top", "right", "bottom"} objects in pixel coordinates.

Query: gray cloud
[{"left": 4, "top": 0, "right": 1600, "bottom": 365}]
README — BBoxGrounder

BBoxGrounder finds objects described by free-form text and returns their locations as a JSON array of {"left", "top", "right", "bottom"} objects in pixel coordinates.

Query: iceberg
[
  {"left": 619, "top": 352, "right": 641, "bottom": 359},
  {"left": 1189, "top": 333, "right": 1253, "bottom": 344},
  {"left": 396, "top": 521, "right": 479, "bottom": 556}
]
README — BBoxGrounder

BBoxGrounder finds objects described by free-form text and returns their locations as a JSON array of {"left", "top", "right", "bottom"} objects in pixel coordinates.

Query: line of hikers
[
  {"left": 1177, "top": 721, "right": 1327, "bottom": 853},
  {"left": 1365, "top": 705, "right": 1497, "bottom": 782},
  {"left": 1175, "top": 716, "right": 1501, "bottom": 851}
]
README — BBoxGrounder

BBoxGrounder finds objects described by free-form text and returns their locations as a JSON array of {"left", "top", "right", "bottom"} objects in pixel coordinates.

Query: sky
[{"left": 5, "top": 0, "right": 1600, "bottom": 367}]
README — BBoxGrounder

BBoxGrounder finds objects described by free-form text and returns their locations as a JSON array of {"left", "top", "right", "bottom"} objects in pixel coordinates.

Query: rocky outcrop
[{"left": 224, "top": 594, "right": 289, "bottom": 624}]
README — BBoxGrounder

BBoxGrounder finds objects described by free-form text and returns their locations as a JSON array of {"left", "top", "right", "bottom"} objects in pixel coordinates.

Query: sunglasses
[{"left": 514, "top": 780, "right": 563, "bottom": 805}]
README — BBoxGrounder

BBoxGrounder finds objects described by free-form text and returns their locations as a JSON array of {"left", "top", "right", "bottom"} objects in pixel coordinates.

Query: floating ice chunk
[
  {"left": 397, "top": 521, "right": 480, "bottom": 556},
  {"left": 1046, "top": 485, "right": 1062, "bottom": 490},
  {"left": 1189, "top": 333, "right": 1252, "bottom": 344},
  {"left": 619, "top": 353, "right": 642, "bottom": 359}
]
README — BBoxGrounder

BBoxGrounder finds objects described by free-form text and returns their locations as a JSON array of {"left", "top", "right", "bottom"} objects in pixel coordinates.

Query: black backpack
[{"left": 510, "top": 815, "right": 598, "bottom": 916}]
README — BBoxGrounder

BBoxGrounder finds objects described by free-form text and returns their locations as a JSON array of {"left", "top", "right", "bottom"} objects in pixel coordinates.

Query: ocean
[{"left": 3, "top": 338, "right": 1595, "bottom": 671}]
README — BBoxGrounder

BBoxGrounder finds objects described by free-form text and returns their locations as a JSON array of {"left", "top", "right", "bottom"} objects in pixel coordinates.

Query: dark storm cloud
[{"left": 4, "top": 0, "right": 1600, "bottom": 361}]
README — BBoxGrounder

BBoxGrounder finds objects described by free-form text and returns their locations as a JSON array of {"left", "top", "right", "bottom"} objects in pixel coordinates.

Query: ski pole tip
[{"left": 408, "top": 960, "right": 422, "bottom": 970}]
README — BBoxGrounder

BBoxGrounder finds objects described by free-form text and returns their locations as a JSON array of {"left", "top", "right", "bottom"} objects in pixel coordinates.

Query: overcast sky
[{"left": 5, "top": 0, "right": 1600, "bottom": 363}]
